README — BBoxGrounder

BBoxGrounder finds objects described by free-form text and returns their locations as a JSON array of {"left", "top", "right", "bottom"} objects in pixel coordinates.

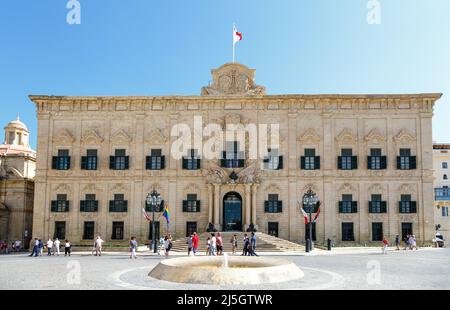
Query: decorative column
[
  {"left": 214, "top": 184, "right": 221, "bottom": 229},
  {"left": 245, "top": 184, "right": 251, "bottom": 228},
  {"left": 208, "top": 184, "right": 213, "bottom": 224},
  {"left": 251, "top": 184, "right": 258, "bottom": 226}
]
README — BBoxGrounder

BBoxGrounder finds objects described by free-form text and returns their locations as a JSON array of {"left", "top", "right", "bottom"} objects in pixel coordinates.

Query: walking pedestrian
[
  {"left": 158, "top": 236, "right": 165, "bottom": 255},
  {"left": 411, "top": 235, "right": 418, "bottom": 250},
  {"left": 129, "top": 236, "right": 138, "bottom": 259},
  {"left": 94, "top": 236, "right": 104, "bottom": 256},
  {"left": 29, "top": 238, "right": 39, "bottom": 257},
  {"left": 163, "top": 235, "right": 172, "bottom": 258},
  {"left": 38, "top": 239, "right": 44, "bottom": 256},
  {"left": 382, "top": 237, "right": 389, "bottom": 254},
  {"left": 242, "top": 234, "right": 249, "bottom": 256},
  {"left": 14, "top": 240, "right": 21, "bottom": 252},
  {"left": 46, "top": 238, "right": 53, "bottom": 256},
  {"left": 250, "top": 232, "right": 258, "bottom": 256},
  {"left": 206, "top": 237, "right": 211, "bottom": 256},
  {"left": 230, "top": 234, "right": 238, "bottom": 255},
  {"left": 210, "top": 233, "right": 217, "bottom": 256},
  {"left": 64, "top": 240, "right": 71, "bottom": 257},
  {"left": 216, "top": 232, "right": 223, "bottom": 256},
  {"left": 403, "top": 234, "right": 410, "bottom": 250},
  {"left": 53, "top": 238, "right": 61, "bottom": 256},
  {"left": 186, "top": 234, "right": 193, "bottom": 256},
  {"left": 394, "top": 235, "right": 400, "bottom": 250},
  {"left": 192, "top": 232, "right": 199, "bottom": 256}
]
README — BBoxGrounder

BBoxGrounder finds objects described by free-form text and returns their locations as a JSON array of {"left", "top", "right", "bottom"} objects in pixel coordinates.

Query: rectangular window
[
  {"left": 52, "top": 150, "right": 71, "bottom": 170},
  {"left": 221, "top": 142, "right": 245, "bottom": 168},
  {"left": 339, "top": 194, "right": 356, "bottom": 213},
  {"left": 368, "top": 148, "right": 386, "bottom": 170},
  {"left": 146, "top": 149, "right": 165, "bottom": 170},
  {"left": 264, "top": 149, "right": 283, "bottom": 170},
  {"left": 442, "top": 206, "right": 449, "bottom": 217},
  {"left": 8, "top": 132, "right": 15, "bottom": 144},
  {"left": 399, "top": 195, "right": 416, "bottom": 213},
  {"left": 83, "top": 222, "right": 95, "bottom": 240},
  {"left": 338, "top": 149, "right": 356, "bottom": 170},
  {"left": 369, "top": 194, "right": 387, "bottom": 213},
  {"left": 301, "top": 149, "right": 320, "bottom": 170},
  {"left": 186, "top": 222, "right": 197, "bottom": 237},
  {"left": 265, "top": 194, "right": 282, "bottom": 213},
  {"left": 398, "top": 148, "right": 416, "bottom": 170},
  {"left": 372, "top": 222, "right": 383, "bottom": 241},
  {"left": 109, "top": 194, "right": 127, "bottom": 212},
  {"left": 342, "top": 223, "right": 355, "bottom": 241},
  {"left": 82, "top": 149, "right": 98, "bottom": 170},
  {"left": 54, "top": 221, "right": 66, "bottom": 240},
  {"left": 183, "top": 194, "right": 200, "bottom": 212},
  {"left": 443, "top": 162, "right": 448, "bottom": 169},
  {"left": 183, "top": 149, "right": 201, "bottom": 170},
  {"left": 80, "top": 194, "right": 98, "bottom": 212},
  {"left": 112, "top": 222, "right": 124, "bottom": 240},
  {"left": 51, "top": 195, "right": 69, "bottom": 212},
  {"left": 268, "top": 222, "right": 279, "bottom": 238}
]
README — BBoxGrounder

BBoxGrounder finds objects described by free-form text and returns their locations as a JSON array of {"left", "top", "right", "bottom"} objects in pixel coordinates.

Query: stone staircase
[{"left": 170, "top": 232, "right": 305, "bottom": 253}]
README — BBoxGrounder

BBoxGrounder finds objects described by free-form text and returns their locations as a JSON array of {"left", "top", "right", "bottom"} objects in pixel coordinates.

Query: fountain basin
[{"left": 149, "top": 256, "right": 304, "bottom": 285}]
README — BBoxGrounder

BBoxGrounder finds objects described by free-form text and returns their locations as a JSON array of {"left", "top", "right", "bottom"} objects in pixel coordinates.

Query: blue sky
[{"left": 1, "top": 0, "right": 449, "bottom": 149}]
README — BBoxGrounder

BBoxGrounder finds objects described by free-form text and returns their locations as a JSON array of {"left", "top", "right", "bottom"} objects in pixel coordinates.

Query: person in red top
[
  {"left": 382, "top": 237, "right": 389, "bottom": 254},
  {"left": 192, "top": 232, "right": 199, "bottom": 256}
]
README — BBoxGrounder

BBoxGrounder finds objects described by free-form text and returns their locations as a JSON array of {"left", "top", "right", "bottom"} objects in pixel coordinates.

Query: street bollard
[{"left": 327, "top": 238, "right": 332, "bottom": 251}]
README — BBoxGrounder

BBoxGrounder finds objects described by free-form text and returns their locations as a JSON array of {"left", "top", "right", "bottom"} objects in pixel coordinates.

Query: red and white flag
[
  {"left": 142, "top": 208, "right": 151, "bottom": 223},
  {"left": 313, "top": 206, "right": 321, "bottom": 223},
  {"left": 233, "top": 24, "right": 242, "bottom": 45},
  {"left": 301, "top": 206, "right": 309, "bottom": 225}
]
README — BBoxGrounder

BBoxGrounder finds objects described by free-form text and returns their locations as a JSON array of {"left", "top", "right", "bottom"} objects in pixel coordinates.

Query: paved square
[{"left": 1, "top": 247, "right": 449, "bottom": 290}]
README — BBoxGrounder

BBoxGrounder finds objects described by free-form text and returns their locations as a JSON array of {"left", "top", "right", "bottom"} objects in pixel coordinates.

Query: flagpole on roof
[{"left": 232, "top": 23, "right": 235, "bottom": 63}]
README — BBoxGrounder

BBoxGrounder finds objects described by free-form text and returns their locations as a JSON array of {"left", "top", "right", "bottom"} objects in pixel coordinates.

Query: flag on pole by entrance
[
  {"left": 298, "top": 202, "right": 309, "bottom": 225},
  {"left": 142, "top": 208, "right": 151, "bottom": 223},
  {"left": 162, "top": 205, "right": 170, "bottom": 226}
]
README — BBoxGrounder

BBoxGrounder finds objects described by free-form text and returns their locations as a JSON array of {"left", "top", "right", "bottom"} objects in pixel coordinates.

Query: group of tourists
[
  {"left": 0, "top": 240, "right": 21, "bottom": 254},
  {"left": 185, "top": 232, "right": 258, "bottom": 257},
  {"left": 28, "top": 237, "right": 72, "bottom": 257},
  {"left": 381, "top": 234, "right": 419, "bottom": 254}
]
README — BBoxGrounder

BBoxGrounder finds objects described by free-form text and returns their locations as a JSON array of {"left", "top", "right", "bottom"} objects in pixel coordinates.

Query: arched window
[{"left": 444, "top": 174, "right": 448, "bottom": 180}]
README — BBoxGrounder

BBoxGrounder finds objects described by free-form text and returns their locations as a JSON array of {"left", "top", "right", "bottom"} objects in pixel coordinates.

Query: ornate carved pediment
[
  {"left": 335, "top": 128, "right": 357, "bottom": 144},
  {"left": 144, "top": 128, "right": 168, "bottom": 145},
  {"left": 337, "top": 183, "right": 357, "bottom": 194},
  {"left": 302, "top": 183, "right": 320, "bottom": 193},
  {"left": 265, "top": 183, "right": 281, "bottom": 194},
  {"left": 53, "top": 183, "right": 72, "bottom": 194},
  {"left": 237, "top": 160, "right": 261, "bottom": 184},
  {"left": 184, "top": 183, "right": 201, "bottom": 194},
  {"left": 298, "top": 128, "right": 321, "bottom": 144},
  {"left": 398, "top": 183, "right": 416, "bottom": 195},
  {"left": 202, "top": 161, "right": 229, "bottom": 184},
  {"left": 109, "top": 183, "right": 130, "bottom": 194},
  {"left": 367, "top": 183, "right": 386, "bottom": 195},
  {"left": 81, "top": 183, "right": 103, "bottom": 193},
  {"left": 201, "top": 63, "right": 266, "bottom": 96},
  {"left": 364, "top": 129, "right": 386, "bottom": 144},
  {"left": 144, "top": 183, "right": 163, "bottom": 194},
  {"left": 393, "top": 129, "right": 416, "bottom": 144},
  {"left": 110, "top": 129, "right": 132, "bottom": 144},
  {"left": 53, "top": 129, "right": 76, "bottom": 145},
  {"left": 81, "top": 129, "right": 104, "bottom": 144}
]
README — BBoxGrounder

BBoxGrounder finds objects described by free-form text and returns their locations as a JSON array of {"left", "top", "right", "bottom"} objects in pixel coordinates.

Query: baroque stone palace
[{"left": 29, "top": 63, "right": 442, "bottom": 245}]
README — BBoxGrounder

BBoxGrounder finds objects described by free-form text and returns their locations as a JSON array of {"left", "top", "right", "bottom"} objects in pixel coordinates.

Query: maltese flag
[{"left": 233, "top": 24, "right": 243, "bottom": 45}]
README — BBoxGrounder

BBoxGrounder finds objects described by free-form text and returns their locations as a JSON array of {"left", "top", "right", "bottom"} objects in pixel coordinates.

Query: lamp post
[
  {"left": 302, "top": 188, "right": 320, "bottom": 253},
  {"left": 146, "top": 190, "right": 162, "bottom": 253}
]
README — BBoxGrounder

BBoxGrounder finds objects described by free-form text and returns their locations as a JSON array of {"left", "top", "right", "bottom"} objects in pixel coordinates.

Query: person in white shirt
[
  {"left": 210, "top": 233, "right": 217, "bottom": 256},
  {"left": 53, "top": 238, "right": 61, "bottom": 256},
  {"left": 94, "top": 236, "right": 104, "bottom": 256},
  {"left": 14, "top": 240, "right": 21, "bottom": 252},
  {"left": 46, "top": 239, "right": 54, "bottom": 256}
]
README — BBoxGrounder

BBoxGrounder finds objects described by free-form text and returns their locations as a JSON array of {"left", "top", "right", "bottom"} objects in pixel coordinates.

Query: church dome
[{"left": 5, "top": 117, "right": 29, "bottom": 132}]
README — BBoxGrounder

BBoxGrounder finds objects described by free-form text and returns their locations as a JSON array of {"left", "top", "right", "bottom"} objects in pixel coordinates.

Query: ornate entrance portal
[{"left": 223, "top": 192, "right": 243, "bottom": 231}]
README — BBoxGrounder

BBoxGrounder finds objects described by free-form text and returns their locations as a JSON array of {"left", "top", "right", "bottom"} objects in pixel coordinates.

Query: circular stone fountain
[{"left": 149, "top": 254, "right": 304, "bottom": 285}]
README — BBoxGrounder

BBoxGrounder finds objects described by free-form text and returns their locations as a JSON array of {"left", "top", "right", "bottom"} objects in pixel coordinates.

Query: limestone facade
[
  {"left": 0, "top": 118, "right": 36, "bottom": 248},
  {"left": 29, "top": 63, "right": 441, "bottom": 245}
]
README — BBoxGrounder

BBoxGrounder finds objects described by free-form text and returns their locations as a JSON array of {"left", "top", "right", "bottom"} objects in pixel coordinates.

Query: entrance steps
[{"left": 170, "top": 232, "right": 305, "bottom": 253}]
